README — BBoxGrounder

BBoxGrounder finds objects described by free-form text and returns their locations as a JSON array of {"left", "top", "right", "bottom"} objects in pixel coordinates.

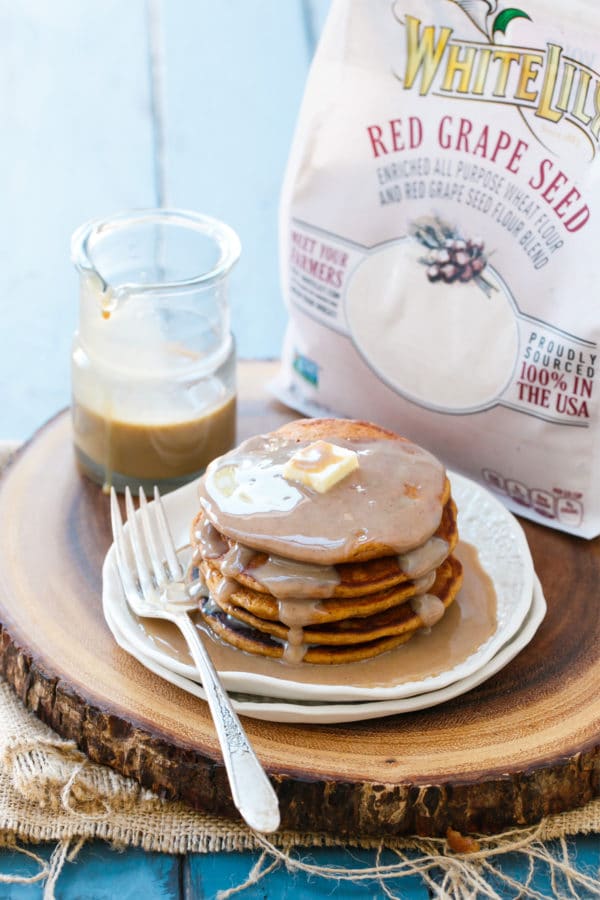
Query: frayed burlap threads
[
  {"left": 0, "top": 680, "right": 254, "bottom": 854},
  {"left": 0, "top": 837, "right": 85, "bottom": 900},
  {"left": 212, "top": 828, "right": 600, "bottom": 900},
  {"left": 4, "top": 736, "right": 160, "bottom": 819},
  {"left": 0, "top": 676, "right": 161, "bottom": 820}
]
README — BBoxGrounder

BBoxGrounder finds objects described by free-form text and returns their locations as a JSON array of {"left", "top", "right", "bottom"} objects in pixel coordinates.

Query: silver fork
[{"left": 110, "top": 485, "right": 280, "bottom": 834}]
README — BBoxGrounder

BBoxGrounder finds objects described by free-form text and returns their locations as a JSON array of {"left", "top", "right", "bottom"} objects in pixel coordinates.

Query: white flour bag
[{"left": 274, "top": 0, "right": 600, "bottom": 537}]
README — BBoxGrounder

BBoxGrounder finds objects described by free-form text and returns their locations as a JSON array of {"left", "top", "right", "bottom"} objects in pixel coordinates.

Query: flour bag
[{"left": 273, "top": 0, "right": 600, "bottom": 537}]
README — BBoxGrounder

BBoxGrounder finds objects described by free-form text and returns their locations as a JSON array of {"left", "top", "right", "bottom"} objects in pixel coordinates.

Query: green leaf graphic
[{"left": 492, "top": 8, "right": 532, "bottom": 36}]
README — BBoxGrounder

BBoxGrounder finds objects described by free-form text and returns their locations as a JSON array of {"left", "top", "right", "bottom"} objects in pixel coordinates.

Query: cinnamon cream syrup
[
  {"left": 74, "top": 394, "right": 236, "bottom": 482},
  {"left": 263, "top": 565, "right": 437, "bottom": 664},
  {"left": 194, "top": 518, "right": 229, "bottom": 559},
  {"left": 250, "top": 555, "right": 341, "bottom": 600},
  {"left": 139, "top": 542, "right": 496, "bottom": 687},
  {"left": 193, "top": 522, "right": 439, "bottom": 602},
  {"left": 410, "top": 594, "right": 445, "bottom": 627},
  {"left": 398, "top": 536, "right": 449, "bottom": 578},
  {"left": 289, "top": 440, "right": 345, "bottom": 473},
  {"left": 198, "top": 434, "right": 446, "bottom": 563}
]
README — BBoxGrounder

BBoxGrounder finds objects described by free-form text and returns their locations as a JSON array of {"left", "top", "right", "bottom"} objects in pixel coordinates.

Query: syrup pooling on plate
[
  {"left": 142, "top": 541, "right": 497, "bottom": 686},
  {"left": 198, "top": 433, "right": 447, "bottom": 564}
]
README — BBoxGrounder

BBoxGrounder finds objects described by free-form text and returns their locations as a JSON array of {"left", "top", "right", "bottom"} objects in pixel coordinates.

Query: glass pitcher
[{"left": 71, "top": 209, "right": 240, "bottom": 494}]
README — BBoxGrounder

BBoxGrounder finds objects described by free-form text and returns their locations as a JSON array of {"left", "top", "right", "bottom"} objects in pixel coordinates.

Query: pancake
[
  {"left": 198, "top": 597, "right": 416, "bottom": 664},
  {"left": 202, "top": 556, "right": 462, "bottom": 647},
  {"left": 199, "top": 557, "right": 436, "bottom": 625},
  {"left": 191, "top": 498, "right": 458, "bottom": 600},
  {"left": 197, "top": 418, "right": 450, "bottom": 565},
  {"left": 193, "top": 416, "right": 462, "bottom": 666},
  {"left": 199, "top": 554, "right": 444, "bottom": 626}
]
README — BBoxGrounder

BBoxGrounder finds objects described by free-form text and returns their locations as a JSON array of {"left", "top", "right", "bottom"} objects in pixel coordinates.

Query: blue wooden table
[{"left": 0, "top": 2, "right": 598, "bottom": 896}]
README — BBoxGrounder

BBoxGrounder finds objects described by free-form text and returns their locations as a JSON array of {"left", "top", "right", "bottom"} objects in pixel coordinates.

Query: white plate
[
  {"left": 104, "top": 577, "right": 546, "bottom": 724},
  {"left": 103, "top": 471, "right": 535, "bottom": 702}
]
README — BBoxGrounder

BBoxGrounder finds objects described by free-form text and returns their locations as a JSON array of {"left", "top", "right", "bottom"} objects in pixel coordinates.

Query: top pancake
[
  {"left": 197, "top": 418, "right": 449, "bottom": 565},
  {"left": 191, "top": 498, "right": 457, "bottom": 599}
]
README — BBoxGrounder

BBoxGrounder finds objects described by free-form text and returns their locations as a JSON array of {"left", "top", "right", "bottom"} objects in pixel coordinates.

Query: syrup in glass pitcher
[{"left": 71, "top": 209, "right": 240, "bottom": 493}]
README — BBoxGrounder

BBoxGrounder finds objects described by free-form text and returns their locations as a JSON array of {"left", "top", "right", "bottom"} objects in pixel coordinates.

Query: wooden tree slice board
[{"left": 0, "top": 361, "right": 598, "bottom": 837}]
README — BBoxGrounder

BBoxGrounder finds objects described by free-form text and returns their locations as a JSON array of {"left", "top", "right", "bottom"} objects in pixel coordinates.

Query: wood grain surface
[{"left": 0, "top": 362, "right": 598, "bottom": 838}]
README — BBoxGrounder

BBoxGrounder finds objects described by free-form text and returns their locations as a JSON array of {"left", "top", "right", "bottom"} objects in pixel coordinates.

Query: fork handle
[{"left": 174, "top": 613, "right": 281, "bottom": 834}]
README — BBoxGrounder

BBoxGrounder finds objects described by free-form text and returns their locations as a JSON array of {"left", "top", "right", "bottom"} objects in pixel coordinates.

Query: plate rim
[{"left": 104, "top": 577, "right": 546, "bottom": 724}]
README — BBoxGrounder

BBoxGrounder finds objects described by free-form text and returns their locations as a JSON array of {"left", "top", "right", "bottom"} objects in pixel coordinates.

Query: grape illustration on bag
[{"left": 274, "top": 0, "right": 600, "bottom": 537}]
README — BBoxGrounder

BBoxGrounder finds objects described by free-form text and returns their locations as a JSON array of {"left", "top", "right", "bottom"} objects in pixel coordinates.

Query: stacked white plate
[{"left": 103, "top": 472, "right": 546, "bottom": 724}]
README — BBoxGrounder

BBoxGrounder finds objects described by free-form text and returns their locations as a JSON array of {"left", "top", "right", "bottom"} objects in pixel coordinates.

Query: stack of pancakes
[{"left": 192, "top": 419, "right": 463, "bottom": 665}]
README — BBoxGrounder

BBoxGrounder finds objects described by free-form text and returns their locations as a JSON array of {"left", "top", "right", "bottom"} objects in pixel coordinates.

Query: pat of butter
[{"left": 282, "top": 440, "right": 359, "bottom": 493}]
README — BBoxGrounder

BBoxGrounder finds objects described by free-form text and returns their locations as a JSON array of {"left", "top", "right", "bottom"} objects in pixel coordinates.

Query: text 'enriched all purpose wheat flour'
[{"left": 273, "top": 0, "right": 600, "bottom": 538}]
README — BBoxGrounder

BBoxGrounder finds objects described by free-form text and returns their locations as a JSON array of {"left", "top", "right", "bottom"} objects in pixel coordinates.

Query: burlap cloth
[{"left": 0, "top": 441, "right": 598, "bottom": 899}]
